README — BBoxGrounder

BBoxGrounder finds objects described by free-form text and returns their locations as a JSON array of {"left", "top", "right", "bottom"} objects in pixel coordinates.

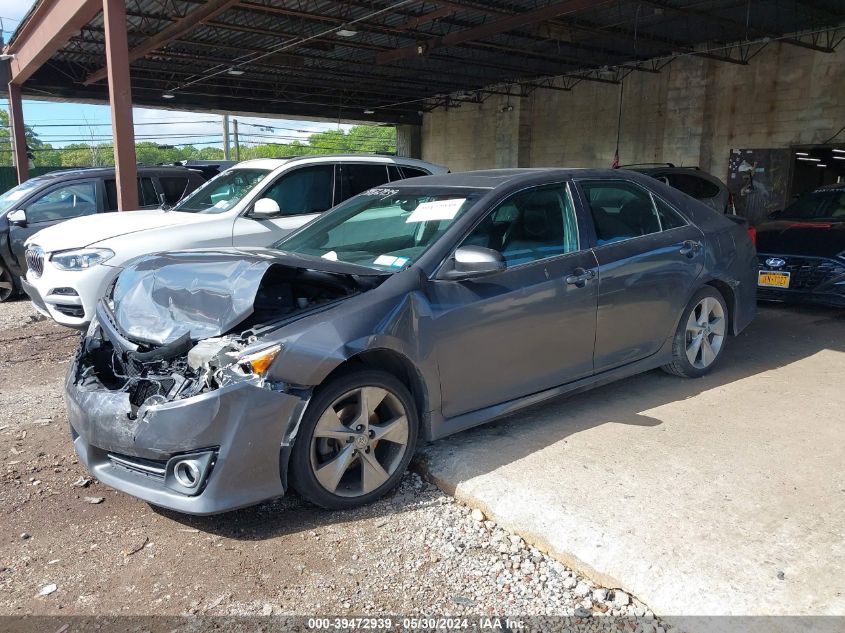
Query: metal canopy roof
[{"left": 10, "top": 0, "right": 845, "bottom": 125}]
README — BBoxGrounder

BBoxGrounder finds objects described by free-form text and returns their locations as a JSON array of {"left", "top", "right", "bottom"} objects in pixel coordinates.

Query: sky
[{"left": 0, "top": 0, "right": 351, "bottom": 150}]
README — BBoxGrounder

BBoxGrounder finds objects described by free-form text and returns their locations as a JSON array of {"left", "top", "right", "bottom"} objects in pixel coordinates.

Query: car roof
[
  {"left": 25, "top": 165, "right": 199, "bottom": 183},
  {"left": 233, "top": 154, "right": 446, "bottom": 172},
  {"left": 390, "top": 168, "right": 639, "bottom": 189},
  {"left": 622, "top": 165, "right": 726, "bottom": 186}
]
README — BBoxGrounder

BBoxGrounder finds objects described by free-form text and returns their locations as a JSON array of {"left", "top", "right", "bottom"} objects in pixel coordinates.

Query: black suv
[
  {"left": 0, "top": 166, "right": 206, "bottom": 302},
  {"left": 622, "top": 164, "right": 733, "bottom": 214}
]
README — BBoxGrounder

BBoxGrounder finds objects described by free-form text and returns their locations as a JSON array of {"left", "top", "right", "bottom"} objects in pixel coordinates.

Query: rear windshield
[{"left": 780, "top": 190, "right": 845, "bottom": 220}]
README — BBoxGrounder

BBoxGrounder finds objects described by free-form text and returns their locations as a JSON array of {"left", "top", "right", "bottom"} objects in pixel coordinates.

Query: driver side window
[
  {"left": 26, "top": 181, "right": 97, "bottom": 224},
  {"left": 461, "top": 183, "right": 579, "bottom": 267}
]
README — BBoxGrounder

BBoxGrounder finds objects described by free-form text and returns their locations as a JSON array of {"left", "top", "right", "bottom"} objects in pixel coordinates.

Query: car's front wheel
[
  {"left": 0, "top": 265, "right": 15, "bottom": 303},
  {"left": 662, "top": 286, "right": 729, "bottom": 378},
  {"left": 290, "top": 369, "right": 418, "bottom": 510}
]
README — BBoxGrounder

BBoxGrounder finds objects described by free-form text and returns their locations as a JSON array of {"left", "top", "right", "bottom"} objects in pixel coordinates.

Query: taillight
[{"left": 747, "top": 225, "right": 757, "bottom": 247}]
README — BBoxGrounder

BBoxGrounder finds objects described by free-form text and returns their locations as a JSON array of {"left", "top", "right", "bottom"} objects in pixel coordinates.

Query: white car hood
[{"left": 27, "top": 210, "right": 215, "bottom": 252}]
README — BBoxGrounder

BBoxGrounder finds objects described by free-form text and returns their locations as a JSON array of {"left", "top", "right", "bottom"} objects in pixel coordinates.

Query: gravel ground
[{"left": 0, "top": 297, "right": 666, "bottom": 626}]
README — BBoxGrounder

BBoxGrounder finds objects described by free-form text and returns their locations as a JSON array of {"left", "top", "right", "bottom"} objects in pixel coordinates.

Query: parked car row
[
  {"left": 19, "top": 155, "right": 446, "bottom": 325},
  {"left": 0, "top": 166, "right": 206, "bottom": 302}
]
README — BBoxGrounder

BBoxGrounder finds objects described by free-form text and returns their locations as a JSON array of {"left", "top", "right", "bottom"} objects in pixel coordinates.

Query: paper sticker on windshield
[
  {"left": 374, "top": 255, "right": 409, "bottom": 268},
  {"left": 406, "top": 198, "right": 465, "bottom": 223},
  {"left": 322, "top": 250, "right": 338, "bottom": 261}
]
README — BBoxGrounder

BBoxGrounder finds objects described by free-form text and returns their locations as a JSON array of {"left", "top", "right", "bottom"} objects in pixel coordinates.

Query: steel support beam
[
  {"left": 7, "top": 82, "right": 28, "bottom": 183},
  {"left": 377, "top": 0, "right": 611, "bottom": 64},
  {"left": 84, "top": 0, "right": 241, "bottom": 85},
  {"left": 4, "top": 0, "right": 101, "bottom": 84},
  {"left": 103, "top": 0, "right": 138, "bottom": 211}
]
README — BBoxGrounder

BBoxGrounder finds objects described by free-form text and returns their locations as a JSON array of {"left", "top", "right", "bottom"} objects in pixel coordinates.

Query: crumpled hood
[
  {"left": 111, "top": 248, "right": 381, "bottom": 345},
  {"left": 27, "top": 210, "right": 213, "bottom": 252},
  {"left": 756, "top": 219, "right": 845, "bottom": 258}
]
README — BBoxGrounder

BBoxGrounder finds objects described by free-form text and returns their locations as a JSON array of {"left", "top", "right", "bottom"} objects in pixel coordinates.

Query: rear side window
[
  {"left": 159, "top": 176, "right": 189, "bottom": 205},
  {"left": 579, "top": 181, "right": 665, "bottom": 245},
  {"left": 337, "top": 164, "right": 390, "bottom": 200},
  {"left": 653, "top": 197, "right": 688, "bottom": 230},
  {"left": 139, "top": 177, "right": 158, "bottom": 206},
  {"left": 105, "top": 177, "right": 159, "bottom": 210},
  {"left": 400, "top": 166, "right": 430, "bottom": 179},
  {"left": 387, "top": 165, "right": 402, "bottom": 181}
]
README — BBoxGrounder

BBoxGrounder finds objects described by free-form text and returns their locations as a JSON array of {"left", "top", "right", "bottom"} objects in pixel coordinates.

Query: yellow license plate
[{"left": 758, "top": 271, "right": 791, "bottom": 288}]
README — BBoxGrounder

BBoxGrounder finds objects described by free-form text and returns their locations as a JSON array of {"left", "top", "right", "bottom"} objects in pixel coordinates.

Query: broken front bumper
[{"left": 65, "top": 358, "right": 308, "bottom": 515}]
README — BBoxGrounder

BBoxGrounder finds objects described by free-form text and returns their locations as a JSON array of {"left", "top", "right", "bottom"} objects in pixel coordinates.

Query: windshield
[
  {"left": 276, "top": 187, "right": 480, "bottom": 271},
  {"left": 779, "top": 190, "right": 845, "bottom": 221},
  {"left": 0, "top": 179, "right": 45, "bottom": 214},
  {"left": 171, "top": 168, "right": 270, "bottom": 213}
]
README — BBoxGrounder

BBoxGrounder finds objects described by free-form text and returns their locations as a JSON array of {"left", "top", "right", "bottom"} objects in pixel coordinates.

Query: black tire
[
  {"left": 0, "top": 264, "right": 15, "bottom": 303},
  {"left": 662, "top": 286, "right": 729, "bottom": 378},
  {"left": 289, "top": 369, "right": 419, "bottom": 510}
]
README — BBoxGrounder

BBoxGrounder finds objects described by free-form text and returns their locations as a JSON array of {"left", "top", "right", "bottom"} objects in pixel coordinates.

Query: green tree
[{"left": 0, "top": 109, "right": 57, "bottom": 167}]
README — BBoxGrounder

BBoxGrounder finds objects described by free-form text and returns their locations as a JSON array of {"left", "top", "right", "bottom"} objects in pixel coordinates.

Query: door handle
[
  {"left": 566, "top": 268, "right": 596, "bottom": 287},
  {"left": 679, "top": 240, "right": 703, "bottom": 258}
]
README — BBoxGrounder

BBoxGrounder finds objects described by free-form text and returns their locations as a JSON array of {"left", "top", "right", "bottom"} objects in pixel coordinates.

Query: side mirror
[
  {"left": 251, "top": 198, "right": 281, "bottom": 218},
  {"left": 440, "top": 246, "right": 506, "bottom": 281},
  {"left": 7, "top": 209, "right": 27, "bottom": 226}
]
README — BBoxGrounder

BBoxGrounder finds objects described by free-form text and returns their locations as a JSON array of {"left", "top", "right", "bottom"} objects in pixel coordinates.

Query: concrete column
[
  {"left": 494, "top": 91, "right": 532, "bottom": 168},
  {"left": 8, "top": 83, "right": 29, "bottom": 183},
  {"left": 396, "top": 124, "right": 422, "bottom": 158},
  {"left": 103, "top": 0, "right": 138, "bottom": 210}
]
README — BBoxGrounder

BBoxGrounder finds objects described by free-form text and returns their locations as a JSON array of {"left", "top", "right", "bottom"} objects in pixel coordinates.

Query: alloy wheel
[
  {"left": 685, "top": 296, "right": 726, "bottom": 369},
  {"left": 309, "top": 386, "right": 410, "bottom": 498},
  {"left": 0, "top": 267, "right": 13, "bottom": 302}
]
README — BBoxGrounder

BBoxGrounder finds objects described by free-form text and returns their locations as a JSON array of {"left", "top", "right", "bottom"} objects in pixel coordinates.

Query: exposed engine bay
[{"left": 73, "top": 263, "right": 380, "bottom": 417}]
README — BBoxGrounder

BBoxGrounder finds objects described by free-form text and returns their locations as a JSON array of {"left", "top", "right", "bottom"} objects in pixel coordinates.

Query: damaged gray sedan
[{"left": 66, "top": 169, "right": 757, "bottom": 514}]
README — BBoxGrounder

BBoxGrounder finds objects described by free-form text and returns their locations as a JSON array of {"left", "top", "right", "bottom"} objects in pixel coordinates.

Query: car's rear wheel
[
  {"left": 662, "top": 286, "right": 728, "bottom": 378},
  {"left": 290, "top": 370, "right": 418, "bottom": 510},
  {"left": 0, "top": 265, "right": 15, "bottom": 303}
]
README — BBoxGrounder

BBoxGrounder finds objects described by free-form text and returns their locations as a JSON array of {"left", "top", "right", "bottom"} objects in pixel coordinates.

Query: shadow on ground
[{"left": 413, "top": 302, "right": 845, "bottom": 482}]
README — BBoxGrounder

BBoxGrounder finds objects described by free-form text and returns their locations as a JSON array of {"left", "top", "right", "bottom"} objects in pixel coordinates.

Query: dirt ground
[{"left": 0, "top": 298, "right": 659, "bottom": 621}]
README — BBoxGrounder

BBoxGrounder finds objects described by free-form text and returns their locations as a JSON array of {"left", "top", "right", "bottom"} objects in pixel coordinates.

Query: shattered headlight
[
  {"left": 237, "top": 345, "right": 281, "bottom": 377},
  {"left": 51, "top": 248, "right": 114, "bottom": 271}
]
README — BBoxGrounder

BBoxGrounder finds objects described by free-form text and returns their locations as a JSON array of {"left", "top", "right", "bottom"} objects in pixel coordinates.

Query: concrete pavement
[{"left": 417, "top": 304, "right": 845, "bottom": 617}]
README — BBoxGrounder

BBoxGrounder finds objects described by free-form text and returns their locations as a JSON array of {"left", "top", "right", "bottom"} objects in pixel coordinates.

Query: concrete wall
[{"left": 421, "top": 42, "right": 845, "bottom": 181}]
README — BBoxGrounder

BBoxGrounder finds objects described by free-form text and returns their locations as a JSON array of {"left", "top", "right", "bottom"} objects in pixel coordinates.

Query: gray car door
[
  {"left": 575, "top": 179, "right": 706, "bottom": 373},
  {"left": 427, "top": 183, "right": 599, "bottom": 419},
  {"left": 9, "top": 179, "right": 100, "bottom": 268}
]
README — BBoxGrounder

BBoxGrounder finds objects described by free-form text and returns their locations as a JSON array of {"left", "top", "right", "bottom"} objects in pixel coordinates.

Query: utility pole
[
  {"left": 233, "top": 118, "right": 240, "bottom": 161},
  {"left": 222, "top": 114, "right": 231, "bottom": 160}
]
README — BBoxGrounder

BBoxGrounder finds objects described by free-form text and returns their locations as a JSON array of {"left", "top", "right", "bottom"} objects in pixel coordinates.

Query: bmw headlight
[{"left": 51, "top": 248, "right": 115, "bottom": 271}]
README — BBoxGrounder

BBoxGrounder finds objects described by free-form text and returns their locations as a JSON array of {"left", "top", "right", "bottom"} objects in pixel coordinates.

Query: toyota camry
[{"left": 66, "top": 169, "right": 757, "bottom": 514}]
